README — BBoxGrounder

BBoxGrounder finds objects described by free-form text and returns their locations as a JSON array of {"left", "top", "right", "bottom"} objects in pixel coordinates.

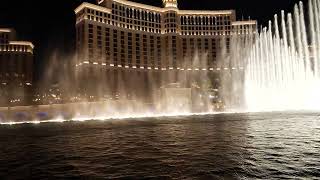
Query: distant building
[
  {"left": 74, "top": 0, "right": 257, "bottom": 102},
  {"left": 0, "top": 28, "right": 34, "bottom": 106}
]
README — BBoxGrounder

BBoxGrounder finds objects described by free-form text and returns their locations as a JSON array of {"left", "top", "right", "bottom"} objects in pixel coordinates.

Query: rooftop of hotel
[
  {"left": 75, "top": 0, "right": 237, "bottom": 16},
  {"left": 9, "top": 41, "right": 34, "bottom": 49},
  {"left": 0, "top": 28, "right": 34, "bottom": 49}
]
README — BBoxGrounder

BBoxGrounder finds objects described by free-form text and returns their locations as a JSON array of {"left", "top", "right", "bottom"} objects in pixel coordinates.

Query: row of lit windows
[
  {"left": 112, "top": 3, "right": 161, "bottom": 23},
  {"left": 182, "top": 26, "right": 231, "bottom": 30},
  {"left": 0, "top": 45, "right": 33, "bottom": 53},
  {"left": 0, "top": 54, "right": 31, "bottom": 76},
  {"left": 81, "top": 23, "right": 236, "bottom": 69},
  {"left": 164, "top": 12, "right": 177, "bottom": 34},
  {"left": 77, "top": 63, "right": 244, "bottom": 72},
  {"left": 233, "top": 24, "right": 256, "bottom": 35},
  {"left": 87, "top": 24, "right": 162, "bottom": 68},
  {"left": 80, "top": 8, "right": 162, "bottom": 32},
  {"left": 180, "top": 15, "right": 231, "bottom": 26},
  {"left": 86, "top": 14, "right": 162, "bottom": 33},
  {"left": 78, "top": 9, "right": 256, "bottom": 38},
  {"left": 181, "top": 31, "right": 232, "bottom": 36},
  {"left": 78, "top": 7, "right": 239, "bottom": 35},
  {"left": 84, "top": 14, "right": 249, "bottom": 36}
]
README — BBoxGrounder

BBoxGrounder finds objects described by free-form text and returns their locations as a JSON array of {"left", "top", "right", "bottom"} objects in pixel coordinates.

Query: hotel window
[
  {"left": 143, "top": 35, "right": 147, "bottom": 66},
  {"left": 120, "top": 31, "right": 125, "bottom": 66},
  {"left": 136, "top": 34, "right": 140, "bottom": 66},
  {"left": 88, "top": 24, "right": 93, "bottom": 32},
  {"left": 128, "top": 33, "right": 133, "bottom": 65},
  {"left": 113, "top": 30, "right": 118, "bottom": 65},
  {"left": 88, "top": 24, "right": 94, "bottom": 59},
  {"left": 205, "top": 39, "right": 209, "bottom": 50},
  {"left": 172, "top": 36, "right": 177, "bottom": 67},
  {"left": 150, "top": 36, "right": 155, "bottom": 65},
  {"left": 197, "top": 39, "right": 202, "bottom": 50},
  {"left": 182, "top": 38, "right": 187, "bottom": 57}
]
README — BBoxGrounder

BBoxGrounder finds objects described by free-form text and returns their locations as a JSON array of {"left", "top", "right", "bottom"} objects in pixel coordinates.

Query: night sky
[{"left": 0, "top": 0, "right": 308, "bottom": 80}]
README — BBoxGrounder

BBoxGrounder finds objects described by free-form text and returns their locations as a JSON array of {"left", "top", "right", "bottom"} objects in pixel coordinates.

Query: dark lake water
[{"left": 0, "top": 112, "right": 319, "bottom": 179}]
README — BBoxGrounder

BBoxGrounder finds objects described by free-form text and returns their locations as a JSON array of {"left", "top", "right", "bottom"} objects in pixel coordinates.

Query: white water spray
[{"left": 244, "top": 0, "right": 320, "bottom": 111}]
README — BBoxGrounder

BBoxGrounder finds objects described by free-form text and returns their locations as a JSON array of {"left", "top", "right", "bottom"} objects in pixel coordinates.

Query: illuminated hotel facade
[
  {"left": 0, "top": 28, "right": 34, "bottom": 106},
  {"left": 75, "top": 0, "right": 257, "bottom": 101}
]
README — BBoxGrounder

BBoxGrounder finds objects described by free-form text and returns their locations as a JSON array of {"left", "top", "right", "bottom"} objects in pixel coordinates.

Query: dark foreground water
[{"left": 0, "top": 112, "right": 320, "bottom": 179}]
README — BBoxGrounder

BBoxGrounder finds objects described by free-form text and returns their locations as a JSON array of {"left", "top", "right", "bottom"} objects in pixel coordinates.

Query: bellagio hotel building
[{"left": 75, "top": 0, "right": 256, "bottom": 101}]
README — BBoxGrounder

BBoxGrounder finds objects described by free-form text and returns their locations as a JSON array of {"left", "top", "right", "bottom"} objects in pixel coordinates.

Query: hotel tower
[
  {"left": 75, "top": 0, "right": 256, "bottom": 102},
  {"left": 0, "top": 28, "right": 34, "bottom": 106}
]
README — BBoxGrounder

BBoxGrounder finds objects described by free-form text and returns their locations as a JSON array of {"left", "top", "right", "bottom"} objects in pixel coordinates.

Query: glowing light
[
  {"left": 9, "top": 41, "right": 34, "bottom": 49},
  {"left": 0, "top": 111, "right": 245, "bottom": 126},
  {"left": 0, "top": 28, "right": 12, "bottom": 33},
  {"left": 179, "top": 10, "right": 234, "bottom": 15}
]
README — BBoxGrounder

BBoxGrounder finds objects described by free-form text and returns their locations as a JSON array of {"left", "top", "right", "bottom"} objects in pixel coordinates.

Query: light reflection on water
[{"left": 0, "top": 112, "right": 319, "bottom": 179}]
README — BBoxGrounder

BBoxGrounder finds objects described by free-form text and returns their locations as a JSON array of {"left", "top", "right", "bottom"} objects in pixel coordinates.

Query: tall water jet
[{"left": 244, "top": 0, "right": 320, "bottom": 111}]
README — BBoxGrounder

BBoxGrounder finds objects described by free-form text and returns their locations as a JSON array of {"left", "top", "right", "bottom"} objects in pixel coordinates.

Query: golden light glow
[
  {"left": 0, "top": 28, "right": 12, "bottom": 33},
  {"left": 179, "top": 10, "right": 234, "bottom": 16},
  {"left": 0, "top": 111, "right": 239, "bottom": 126},
  {"left": 9, "top": 41, "right": 34, "bottom": 49},
  {"left": 163, "top": 0, "right": 178, "bottom": 8},
  {"left": 232, "top": 20, "right": 257, "bottom": 26}
]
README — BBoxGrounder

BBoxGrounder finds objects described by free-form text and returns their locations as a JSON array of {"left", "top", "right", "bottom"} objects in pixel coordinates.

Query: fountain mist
[{"left": 2, "top": 0, "right": 320, "bottom": 124}]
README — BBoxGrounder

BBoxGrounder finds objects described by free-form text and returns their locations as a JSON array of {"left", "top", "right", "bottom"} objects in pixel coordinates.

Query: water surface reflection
[{"left": 0, "top": 112, "right": 319, "bottom": 179}]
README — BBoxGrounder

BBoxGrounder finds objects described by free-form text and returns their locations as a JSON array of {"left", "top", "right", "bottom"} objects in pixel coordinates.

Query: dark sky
[{"left": 0, "top": 0, "right": 308, "bottom": 79}]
